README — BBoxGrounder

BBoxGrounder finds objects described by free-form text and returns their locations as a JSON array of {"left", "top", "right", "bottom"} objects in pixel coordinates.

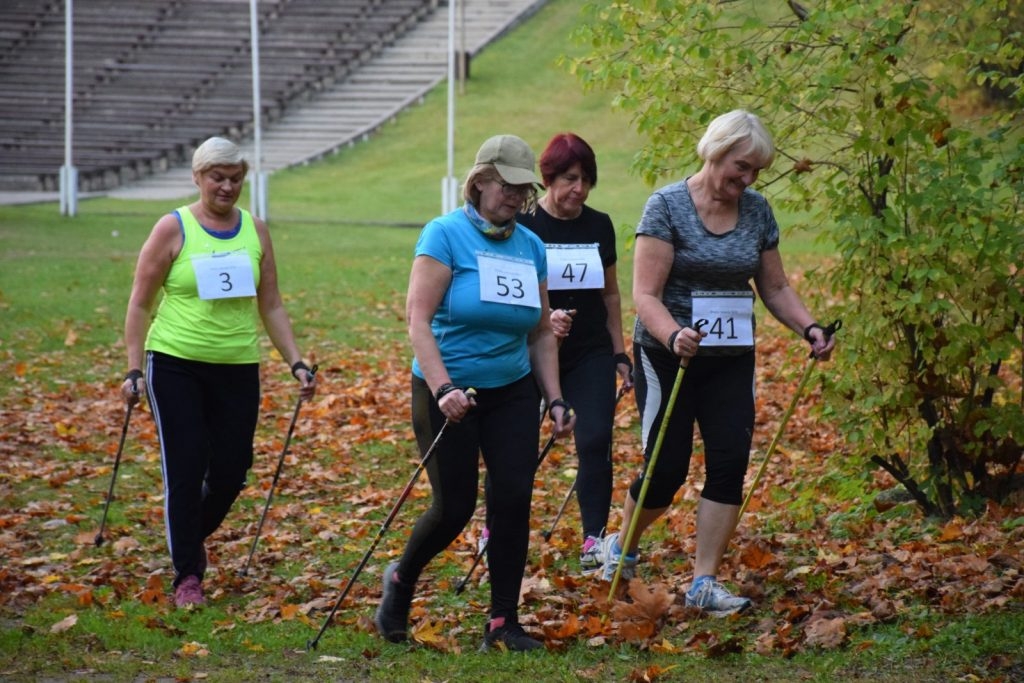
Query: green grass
[{"left": 1, "top": 1, "right": 1020, "bottom": 681}]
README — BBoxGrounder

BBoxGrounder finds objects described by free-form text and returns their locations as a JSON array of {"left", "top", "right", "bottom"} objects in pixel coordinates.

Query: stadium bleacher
[{"left": 0, "top": 0, "right": 436, "bottom": 192}]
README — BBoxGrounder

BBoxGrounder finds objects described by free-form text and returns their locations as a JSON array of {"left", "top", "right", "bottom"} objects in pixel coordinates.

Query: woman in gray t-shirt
[{"left": 600, "top": 110, "right": 836, "bottom": 617}]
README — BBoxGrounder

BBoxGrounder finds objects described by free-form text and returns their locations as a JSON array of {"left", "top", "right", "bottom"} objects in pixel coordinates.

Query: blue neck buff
[{"left": 464, "top": 202, "right": 515, "bottom": 241}]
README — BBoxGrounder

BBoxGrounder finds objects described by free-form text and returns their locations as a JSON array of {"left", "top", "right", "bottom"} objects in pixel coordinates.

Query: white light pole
[
  {"left": 60, "top": 0, "right": 77, "bottom": 216},
  {"left": 441, "top": 0, "right": 459, "bottom": 213},
  {"left": 249, "top": 0, "right": 268, "bottom": 220}
]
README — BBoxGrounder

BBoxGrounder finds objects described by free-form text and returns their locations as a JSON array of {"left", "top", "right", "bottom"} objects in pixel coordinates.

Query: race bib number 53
[
  {"left": 691, "top": 291, "right": 755, "bottom": 346},
  {"left": 477, "top": 252, "right": 540, "bottom": 308}
]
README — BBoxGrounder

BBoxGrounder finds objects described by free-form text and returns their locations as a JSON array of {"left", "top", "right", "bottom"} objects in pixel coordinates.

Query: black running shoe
[
  {"left": 374, "top": 562, "right": 414, "bottom": 643},
  {"left": 479, "top": 618, "right": 544, "bottom": 652}
]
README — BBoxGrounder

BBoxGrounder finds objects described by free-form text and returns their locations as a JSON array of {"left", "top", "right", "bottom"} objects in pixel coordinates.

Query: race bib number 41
[
  {"left": 546, "top": 243, "right": 604, "bottom": 291},
  {"left": 691, "top": 291, "right": 755, "bottom": 346},
  {"left": 192, "top": 251, "right": 257, "bottom": 300},
  {"left": 477, "top": 252, "right": 541, "bottom": 308}
]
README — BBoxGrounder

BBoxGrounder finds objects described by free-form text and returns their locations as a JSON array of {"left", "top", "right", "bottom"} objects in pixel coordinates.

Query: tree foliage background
[{"left": 569, "top": 0, "right": 1024, "bottom": 517}]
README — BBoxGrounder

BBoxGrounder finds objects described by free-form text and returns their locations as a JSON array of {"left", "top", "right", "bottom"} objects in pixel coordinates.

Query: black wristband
[
  {"left": 614, "top": 352, "right": 633, "bottom": 371},
  {"left": 548, "top": 398, "right": 573, "bottom": 420},
  {"left": 124, "top": 369, "right": 143, "bottom": 383},
  {"left": 803, "top": 323, "right": 824, "bottom": 343},
  {"left": 291, "top": 360, "right": 311, "bottom": 379},
  {"left": 435, "top": 383, "right": 459, "bottom": 402},
  {"left": 666, "top": 328, "right": 683, "bottom": 352}
]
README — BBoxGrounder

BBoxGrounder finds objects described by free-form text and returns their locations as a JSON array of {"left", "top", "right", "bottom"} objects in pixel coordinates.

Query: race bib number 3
[
  {"left": 546, "top": 243, "right": 604, "bottom": 291},
  {"left": 477, "top": 252, "right": 541, "bottom": 308},
  {"left": 691, "top": 291, "right": 755, "bottom": 346},
  {"left": 192, "top": 251, "right": 257, "bottom": 300}
]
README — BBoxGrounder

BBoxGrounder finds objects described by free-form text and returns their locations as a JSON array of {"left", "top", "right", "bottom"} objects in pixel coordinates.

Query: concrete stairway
[{"left": 106, "top": 0, "right": 548, "bottom": 201}]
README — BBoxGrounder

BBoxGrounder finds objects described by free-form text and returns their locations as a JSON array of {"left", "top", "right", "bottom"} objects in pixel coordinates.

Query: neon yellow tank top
[{"left": 146, "top": 206, "right": 263, "bottom": 364}]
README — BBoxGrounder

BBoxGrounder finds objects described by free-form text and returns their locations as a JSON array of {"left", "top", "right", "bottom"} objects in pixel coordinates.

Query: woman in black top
[{"left": 517, "top": 132, "right": 633, "bottom": 573}]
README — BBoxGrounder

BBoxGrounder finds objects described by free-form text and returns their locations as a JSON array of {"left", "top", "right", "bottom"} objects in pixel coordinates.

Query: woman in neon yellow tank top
[{"left": 119, "top": 137, "right": 317, "bottom": 609}]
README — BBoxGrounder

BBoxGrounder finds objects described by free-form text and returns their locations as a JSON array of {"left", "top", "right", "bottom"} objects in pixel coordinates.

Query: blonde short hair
[
  {"left": 461, "top": 163, "right": 537, "bottom": 213},
  {"left": 697, "top": 110, "right": 775, "bottom": 167},
  {"left": 192, "top": 137, "right": 249, "bottom": 175}
]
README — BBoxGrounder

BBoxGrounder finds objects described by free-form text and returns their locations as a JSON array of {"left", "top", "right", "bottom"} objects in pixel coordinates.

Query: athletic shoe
[
  {"left": 174, "top": 575, "right": 205, "bottom": 608},
  {"left": 579, "top": 535, "right": 603, "bottom": 574},
  {"left": 684, "top": 579, "right": 752, "bottom": 617},
  {"left": 374, "top": 562, "right": 414, "bottom": 643},
  {"left": 599, "top": 531, "right": 637, "bottom": 582},
  {"left": 479, "top": 617, "right": 544, "bottom": 652}
]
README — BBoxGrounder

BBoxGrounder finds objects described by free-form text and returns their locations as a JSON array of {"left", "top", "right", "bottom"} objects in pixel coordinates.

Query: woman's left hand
[{"left": 548, "top": 398, "right": 577, "bottom": 437}]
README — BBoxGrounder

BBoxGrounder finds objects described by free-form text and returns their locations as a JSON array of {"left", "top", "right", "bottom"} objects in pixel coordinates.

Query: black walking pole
[
  {"left": 307, "top": 389, "right": 473, "bottom": 651},
  {"left": 241, "top": 365, "right": 318, "bottom": 576},
  {"left": 95, "top": 401, "right": 135, "bottom": 547}
]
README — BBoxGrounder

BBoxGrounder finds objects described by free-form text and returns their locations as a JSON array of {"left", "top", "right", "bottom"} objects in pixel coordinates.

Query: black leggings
[
  {"left": 146, "top": 351, "right": 259, "bottom": 585},
  {"left": 630, "top": 343, "right": 755, "bottom": 508},
  {"left": 399, "top": 374, "right": 540, "bottom": 622},
  {"left": 559, "top": 351, "right": 616, "bottom": 539}
]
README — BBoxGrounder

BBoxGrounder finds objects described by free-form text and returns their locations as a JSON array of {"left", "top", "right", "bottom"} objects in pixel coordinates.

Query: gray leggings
[{"left": 630, "top": 344, "right": 755, "bottom": 508}]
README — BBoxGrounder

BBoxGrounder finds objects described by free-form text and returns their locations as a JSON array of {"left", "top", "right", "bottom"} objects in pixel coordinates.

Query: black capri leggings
[
  {"left": 399, "top": 373, "right": 540, "bottom": 622},
  {"left": 630, "top": 343, "right": 755, "bottom": 508}
]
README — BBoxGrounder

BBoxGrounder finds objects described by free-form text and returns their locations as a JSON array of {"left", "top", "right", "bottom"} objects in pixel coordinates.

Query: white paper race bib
[
  {"left": 191, "top": 251, "right": 257, "bottom": 300},
  {"left": 477, "top": 252, "right": 541, "bottom": 309},
  {"left": 692, "top": 291, "right": 755, "bottom": 346},
  {"left": 545, "top": 243, "right": 604, "bottom": 291}
]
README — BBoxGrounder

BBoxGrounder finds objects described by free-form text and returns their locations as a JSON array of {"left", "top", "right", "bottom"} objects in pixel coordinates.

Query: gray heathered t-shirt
[{"left": 632, "top": 178, "right": 780, "bottom": 356}]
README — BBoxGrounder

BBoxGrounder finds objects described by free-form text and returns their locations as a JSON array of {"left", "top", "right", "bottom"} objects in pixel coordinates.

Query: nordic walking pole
[
  {"left": 454, "top": 426, "right": 562, "bottom": 595},
  {"left": 738, "top": 320, "right": 842, "bottom": 517},
  {"left": 95, "top": 401, "right": 135, "bottom": 547},
  {"left": 542, "top": 385, "right": 627, "bottom": 543},
  {"left": 241, "top": 364, "right": 318, "bottom": 576},
  {"left": 307, "top": 389, "right": 473, "bottom": 651},
  {"left": 607, "top": 320, "right": 706, "bottom": 601}
]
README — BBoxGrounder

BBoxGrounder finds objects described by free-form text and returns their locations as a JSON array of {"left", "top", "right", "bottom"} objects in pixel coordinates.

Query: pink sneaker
[{"left": 174, "top": 575, "right": 205, "bottom": 608}]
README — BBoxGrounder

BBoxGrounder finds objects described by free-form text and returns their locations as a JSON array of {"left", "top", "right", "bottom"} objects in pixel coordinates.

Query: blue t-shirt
[{"left": 411, "top": 206, "right": 548, "bottom": 388}]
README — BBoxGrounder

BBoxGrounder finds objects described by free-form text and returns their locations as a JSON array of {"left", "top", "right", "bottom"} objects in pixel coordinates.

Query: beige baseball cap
[{"left": 474, "top": 134, "right": 540, "bottom": 185}]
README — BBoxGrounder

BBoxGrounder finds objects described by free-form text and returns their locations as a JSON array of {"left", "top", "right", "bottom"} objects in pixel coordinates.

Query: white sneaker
[
  {"left": 599, "top": 531, "right": 637, "bottom": 582},
  {"left": 685, "top": 579, "right": 752, "bottom": 617},
  {"left": 579, "top": 535, "right": 603, "bottom": 575}
]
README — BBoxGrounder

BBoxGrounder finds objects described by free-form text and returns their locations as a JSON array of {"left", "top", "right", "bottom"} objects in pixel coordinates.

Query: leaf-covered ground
[{"left": 1, "top": 322, "right": 1022, "bottom": 680}]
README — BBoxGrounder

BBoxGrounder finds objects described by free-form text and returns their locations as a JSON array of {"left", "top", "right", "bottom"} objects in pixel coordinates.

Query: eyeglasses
[{"left": 494, "top": 179, "right": 533, "bottom": 198}]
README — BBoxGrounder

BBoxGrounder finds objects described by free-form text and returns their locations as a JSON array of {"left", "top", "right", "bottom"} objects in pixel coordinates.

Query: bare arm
[
  {"left": 601, "top": 262, "right": 633, "bottom": 389},
  {"left": 754, "top": 248, "right": 835, "bottom": 359},
  {"left": 632, "top": 235, "right": 703, "bottom": 361},
  {"left": 254, "top": 218, "right": 316, "bottom": 398},
  {"left": 406, "top": 255, "right": 474, "bottom": 421},
  {"left": 121, "top": 214, "right": 180, "bottom": 404},
  {"left": 529, "top": 280, "right": 575, "bottom": 437}
]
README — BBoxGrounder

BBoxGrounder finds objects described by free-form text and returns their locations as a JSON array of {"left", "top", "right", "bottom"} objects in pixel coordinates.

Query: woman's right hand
[
  {"left": 550, "top": 308, "right": 576, "bottom": 339},
  {"left": 121, "top": 370, "right": 144, "bottom": 406},
  {"left": 670, "top": 326, "right": 706, "bottom": 361},
  {"left": 438, "top": 387, "right": 476, "bottom": 423}
]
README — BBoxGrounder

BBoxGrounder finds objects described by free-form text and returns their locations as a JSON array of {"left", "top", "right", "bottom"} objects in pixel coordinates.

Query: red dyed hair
[{"left": 538, "top": 133, "right": 598, "bottom": 188}]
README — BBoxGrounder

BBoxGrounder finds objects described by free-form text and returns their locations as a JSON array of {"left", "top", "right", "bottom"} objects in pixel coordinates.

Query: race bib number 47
[
  {"left": 477, "top": 252, "right": 541, "bottom": 308},
  {"left": 192, "top": 251, "right": 257, "bottom": 300},
  {"left": 691, "top": 291, "right": 755, "bottom": 346},
  {"left": 546, "top": 243, "right": 604, "bottom": 291}
]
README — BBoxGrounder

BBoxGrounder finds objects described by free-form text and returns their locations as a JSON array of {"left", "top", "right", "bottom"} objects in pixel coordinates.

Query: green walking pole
[
  {"left": 607, "top": 320, "right": 706, "bottom": 602},
  {"left": 738, "top": 319, "right": 841, "bottom": 517}
]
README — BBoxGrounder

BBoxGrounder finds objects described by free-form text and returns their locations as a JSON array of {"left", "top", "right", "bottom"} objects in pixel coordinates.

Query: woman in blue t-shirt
[{"left": 374, "top": 135, "right": 576, "bottom": 652}]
